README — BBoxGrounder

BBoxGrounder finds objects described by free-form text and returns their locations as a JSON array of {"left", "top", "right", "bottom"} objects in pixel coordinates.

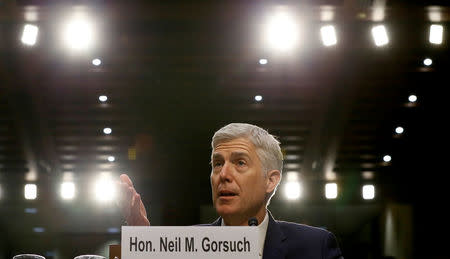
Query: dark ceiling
[{"left": 0, "top": 0, "right": 448, "bottom": 258}]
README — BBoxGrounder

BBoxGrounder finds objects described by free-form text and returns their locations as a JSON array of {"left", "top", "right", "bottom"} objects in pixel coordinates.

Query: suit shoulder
[{"left": 276, "top": 220, "right": 333, "bottom": 239}]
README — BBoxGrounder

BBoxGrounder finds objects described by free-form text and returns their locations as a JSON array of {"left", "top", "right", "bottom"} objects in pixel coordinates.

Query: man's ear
[{"left": 266, "top": 170, "right": 281, "bottom": 194}]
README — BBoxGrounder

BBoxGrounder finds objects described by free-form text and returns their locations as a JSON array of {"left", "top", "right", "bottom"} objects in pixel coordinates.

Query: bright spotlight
[
  {"left": 325, "top": 183, "right": 338, "bottom": 199},
  {"left": 383, "top": 155, "right": 392, "bottom": 162},
  {"left": 371, "top": 25, "right": 389, "bottom": 46},
  {"left": 99, "top": 95, "right": 108, "bottom": 102},
  {"left": 395, "top": 126, "right": 404, "bottom": 134},
  {"left": 61, "top": 182, "right": 75, "bottom": 200},
  {"left": 423, "top": 58, "right": 432, "bottom": 66},
  {"left": 429, "top": 24, "right": 443, "bottom": 44},
  {"left": 92, "top": 58, "right": 102, "bottom": 66},
  {"left": 284, "top": 172, "right": 301, "bottom": 200},
  {"left": 103, "top": 127, "right": 112, "bottom": 135},
  {"left": 21, "top": 24, "right": 39, "bottom": 46},
  {"left": 362, "top": 184, "right": 375, "bottom": 200},
  {"left": 94, "top": 174, "right": 117, "bottom": 202},
  {"left": 285, "top": 182, "right": 301, "bottom": 200},
  {"left": 259, "top": 58, "right": 268, "bottom": 65},
  {"left": 24, "top": 184, "right": 37, "bottom": 200},
  {"left": 107, "top": 156, "right": 115, "bottom": 162},
  {"left": 265, "top": 12, "right": 299, "bottom": 51},
  {"left": 254, "top": 95, "right": 263, "bottom": 102},
  {"left": 408, "top": 95, "right": 417, "bottom": 103},
  {"left": 63, "top": 18, "right": 94, "bottom": 50},
  {"left": 320, "top": 25, "right": 337, "bottom": 46}
]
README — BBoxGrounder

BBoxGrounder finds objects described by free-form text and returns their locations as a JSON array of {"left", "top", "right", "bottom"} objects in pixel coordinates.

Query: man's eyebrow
[{"left": 211, "top": 153, "right": 223, "bottom": 160}]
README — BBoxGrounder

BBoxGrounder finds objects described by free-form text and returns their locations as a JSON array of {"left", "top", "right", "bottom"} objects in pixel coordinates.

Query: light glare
[
  {"left": 424, "top": 58, "right": 432, "bottom": 66},
  {"left": 371, "top": 25, "right": 389, "bottom": 46},
  {"left": 259, "top": 59, "right": 268, "bottom": 65},
  {"left": 24, "top": 184, "right": 37, "bottom": 200},
  {"left": 64, "top": 18, "right": 94, "bottom": 50},
  {"left": 383, "top": 155, "right": 392, "bottom": 162},
  {"left": 265, "top": 12, "right": 298, "bottom": 51},
  {"left": 107, "top": 156, "right": 115, "bottom": 162},
  {"left": 429, "top": 24, "right": 443, "bottom": 44},
  {"left": 21, "top": 24, "right": 39, "bottom": 46},
  {"left": 362, "top": 184, "right": 375, "bottom": 200},
  {"left": 94, "top": 175, "right": 117, "bottom": 202},
  {"left": 254, "top": 95, "right": 263, "bottom": 102},
  {"left": 325, "top": 183, "right": 338, "bottom": 199},
  {"left": 321, "top": 25, "right": 337, "bottom": 46},
  {"left": 61, "top": 182, "right": 75, "bottom": 200}
]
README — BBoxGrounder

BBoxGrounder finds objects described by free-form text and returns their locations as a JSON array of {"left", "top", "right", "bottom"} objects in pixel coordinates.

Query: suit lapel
[{"left": 262, "top": 212, "right": 287, "bottom": 259}]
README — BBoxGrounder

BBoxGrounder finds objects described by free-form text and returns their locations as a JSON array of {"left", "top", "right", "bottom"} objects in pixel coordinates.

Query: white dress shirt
[{"left": 221, "top": 212, "right": 269, "bottom": 258}]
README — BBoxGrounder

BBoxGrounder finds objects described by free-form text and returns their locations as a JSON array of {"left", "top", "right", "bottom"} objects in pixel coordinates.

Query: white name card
[{"left": 121, "top": 226, "right": 259, "bottom": 259}]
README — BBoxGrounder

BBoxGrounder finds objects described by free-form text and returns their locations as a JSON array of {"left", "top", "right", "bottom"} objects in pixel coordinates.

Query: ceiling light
[
  {"left": 24, "top": 184, "right": 37, "bottom": 200},
  {"left": 92, "top": 58, "right": 102, "bottom": 66},
  {"left": 63, "top": 17, "right": 94, "bottom": 50},
  {"left": 429, "top": 24, "right": 443, "bottom": 44},
  {"left": 61, "top": 182, "right": 75, "bottom": 200},
  {"left": 362, "top": 184, "right": 375, "bottom": 200},
  {"left": 371, "top": 25, "right": 389, "bottom": 46},
  {"left": 254, "top": 95, "right": 263, "bottom": 102},
  {"left": 259, "top": 58, "right": 268, "bottom": 65},
  {"left": 383, "top": 155, "right": 392, "bottom": 162},
  {"left": 24, "top": 208, "right": 38, "bottom": 214},
  {"left": 103, "top": 128, "right": 112, "bottom": 135},
  {"left": 423, "top": 58, "right": 432, "bottom": 66},
  {"left": 395, "top": 126, "right": 404, "bottom": 134},
  {"left": 107, "top": 156, "right": 115, "bottom": 162},
  {"left": 21, "top": 24, "right": 39, "bottom": 46},
  {"left": 320, "top": 25, "right": 337, "bottom": 46},
  {"left": 408, "top": 95, "right": 417, "bottom": 103},
  {"left": 99, "top": 95, "right": 108, "bottom": 102},
  {"left": 265, "top": 12, "right": 299, "bottom": 51},
  {"left": 33, "top": 227, "right": 45, "bottom": 233},
  {"left": 325, "top": 183, "right": 338, "bottom": 199}
]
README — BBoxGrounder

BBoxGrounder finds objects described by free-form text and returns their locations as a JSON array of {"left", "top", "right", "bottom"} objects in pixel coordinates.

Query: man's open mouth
[{"left": 219, "top": 191, "right": 237, "bottom": 197}]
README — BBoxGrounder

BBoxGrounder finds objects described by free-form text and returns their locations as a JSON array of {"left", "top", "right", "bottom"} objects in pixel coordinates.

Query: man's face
[{"left": 210, "top": 138, "right": 269, "bottom": 220}]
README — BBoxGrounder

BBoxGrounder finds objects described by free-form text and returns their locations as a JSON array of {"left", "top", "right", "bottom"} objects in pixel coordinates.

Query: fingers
[{"left": 120, "top": 174, "right": 134, "bottom": 187}]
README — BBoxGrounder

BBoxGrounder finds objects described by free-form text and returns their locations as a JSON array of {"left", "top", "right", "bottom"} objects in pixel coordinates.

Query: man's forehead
[{"left": 212, "top": 138, "right": 256, "bottom": 155}]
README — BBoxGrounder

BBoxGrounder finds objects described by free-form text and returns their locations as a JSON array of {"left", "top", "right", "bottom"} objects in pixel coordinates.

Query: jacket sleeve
[{"left": 322, "top": 231, "right": 344, "bottom": 259}]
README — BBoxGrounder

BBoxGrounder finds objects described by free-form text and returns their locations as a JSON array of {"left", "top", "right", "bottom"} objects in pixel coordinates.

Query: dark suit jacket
[{"left": 209, "top": 211, "right": 344, "bottom": 259}]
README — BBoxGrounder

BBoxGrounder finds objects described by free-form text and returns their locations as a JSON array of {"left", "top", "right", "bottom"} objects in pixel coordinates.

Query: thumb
[{"left": 120, "top": 174, "right": 134, "bottom": 187}]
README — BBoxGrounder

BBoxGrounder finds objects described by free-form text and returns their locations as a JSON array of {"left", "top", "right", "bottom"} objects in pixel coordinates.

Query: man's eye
[
  {"left": 213, "top": 162, "right": 223, "bottom": 167},
  {"left": 237, "top": 160, "right": 246, "bottom": 166}
]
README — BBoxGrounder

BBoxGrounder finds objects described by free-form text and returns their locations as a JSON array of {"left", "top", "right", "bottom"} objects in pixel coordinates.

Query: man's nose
[{"left": 219, "top": 162, "right": 233, "bottom": 182}]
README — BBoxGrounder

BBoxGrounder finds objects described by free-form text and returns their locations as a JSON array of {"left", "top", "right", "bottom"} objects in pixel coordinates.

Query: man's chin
[{"left": 215, "top": 204, "right": 239, "bottom": 217}]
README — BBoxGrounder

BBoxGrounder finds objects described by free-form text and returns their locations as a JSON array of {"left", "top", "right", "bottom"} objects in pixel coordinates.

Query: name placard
[{"left": 121, "top": 226, "right": 259, "bottom": 259}]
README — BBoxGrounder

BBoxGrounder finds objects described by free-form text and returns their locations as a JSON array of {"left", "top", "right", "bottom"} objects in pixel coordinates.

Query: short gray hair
[{"left": 211, "top": 123, "right": 283, "bottom": 202}]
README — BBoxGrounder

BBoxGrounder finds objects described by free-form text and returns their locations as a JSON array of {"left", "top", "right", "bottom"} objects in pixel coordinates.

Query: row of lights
[
  {"left": 19, "top": 14, "right": 444, "bottom": 50},
  {"left": 283, "top": 172, "right": 375, "bottom": 200},
  {"left": 21, "top": 176, "right": 118, "bottom": 202}
]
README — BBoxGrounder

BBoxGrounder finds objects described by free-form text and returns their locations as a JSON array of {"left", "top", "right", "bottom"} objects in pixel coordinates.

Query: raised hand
[{"left": 117, "top": 174, "right": 150, "bottom": 226}]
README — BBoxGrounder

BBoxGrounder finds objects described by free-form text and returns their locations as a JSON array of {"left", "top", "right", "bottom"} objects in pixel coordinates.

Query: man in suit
[{"left": 118, "top": 123, "right": 344, "bottom": 259}]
